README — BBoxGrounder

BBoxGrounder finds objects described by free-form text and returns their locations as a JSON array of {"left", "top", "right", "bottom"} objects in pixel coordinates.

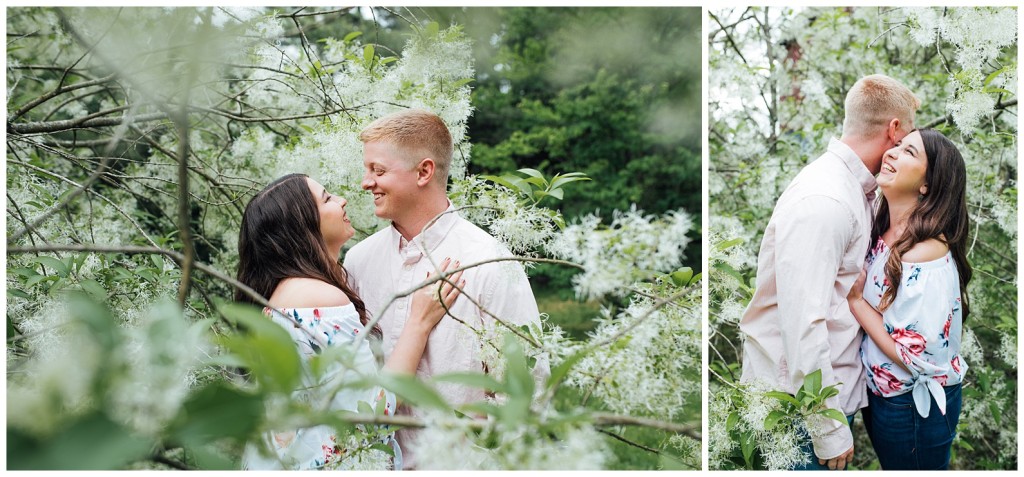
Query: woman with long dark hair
[
  {"left": 847, "top": 129, "right": 971, "bottom": 470},
  {"left": 237, "top": 173, "right": 464, "bottom": 470}
]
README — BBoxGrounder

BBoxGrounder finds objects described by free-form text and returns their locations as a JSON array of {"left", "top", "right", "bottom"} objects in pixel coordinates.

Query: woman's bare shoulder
[
  {"left": 269, "top": 277, "right": 352, "bottom": 308},
  {"left": 902, "top": 238, "right": 949, "bottom": 263}
]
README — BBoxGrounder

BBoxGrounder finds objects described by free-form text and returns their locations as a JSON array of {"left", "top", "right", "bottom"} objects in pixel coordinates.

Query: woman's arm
[
  {"left": 383, "top": 258, "right": 465, "bottom": 375},
  {"left": 847, "top": 270, "right": 911, "bottom": 373}
]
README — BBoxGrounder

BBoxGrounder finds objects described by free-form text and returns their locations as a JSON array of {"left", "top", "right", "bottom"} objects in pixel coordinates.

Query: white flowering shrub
[
  {"left": 7, "top": 7, "right": 698, "bottom": 470},
  {"left": 709, "top": 6, "right": 1017, "bottom": 469}
]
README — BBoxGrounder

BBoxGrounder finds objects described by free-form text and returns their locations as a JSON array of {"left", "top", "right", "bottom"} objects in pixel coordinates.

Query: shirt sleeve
[
  {"left": 773, "top": 195, "right": 855, "bottom": 460},
  {"left": 478, "top": 254, "right": 551, "bottom": 391}
]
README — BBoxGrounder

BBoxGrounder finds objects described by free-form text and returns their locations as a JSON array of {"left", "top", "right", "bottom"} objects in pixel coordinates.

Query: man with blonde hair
[
  {"left": 740, "top": 74, "right": 919, "bottom": 470},
  {"left": 344, "top": 108, "right": 545, "bottom": 469}
]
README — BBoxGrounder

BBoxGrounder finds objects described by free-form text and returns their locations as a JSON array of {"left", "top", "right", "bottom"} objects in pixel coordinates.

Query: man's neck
[
  {"left": 839, "top": 134, "right": 884, "bottom": 176},
  {"left": 393, "top": 193, "right": 451, "bottom": 242}
]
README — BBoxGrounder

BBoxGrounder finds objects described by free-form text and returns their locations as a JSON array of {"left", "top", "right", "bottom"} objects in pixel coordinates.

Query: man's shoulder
[
  {"left": 781, "top": 155, "right": 861, "bottom": 204},
  {"left": 447, "top": 215, "right": 512, "bottom": 258}
]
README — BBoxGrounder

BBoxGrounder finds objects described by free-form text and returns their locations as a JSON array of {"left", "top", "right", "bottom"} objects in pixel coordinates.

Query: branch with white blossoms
[{"left": 546, "top": 206, "right": 692, "bottom": 300}]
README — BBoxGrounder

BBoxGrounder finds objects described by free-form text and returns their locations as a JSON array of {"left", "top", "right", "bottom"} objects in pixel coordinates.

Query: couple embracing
[
  {"left": 741, "top": 75, "right": 971, "bottom": 471},
  {"left": 237, "top": 109, "right": 545, "bottom": 470}
]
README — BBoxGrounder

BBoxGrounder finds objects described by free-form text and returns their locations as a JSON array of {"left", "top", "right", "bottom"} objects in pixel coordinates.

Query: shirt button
[
  {"left": 397, "top": 299, "right": 406, "bottom": 310},
  {"left": 403, "top": 264, "right": 413, "bottom": 271}
]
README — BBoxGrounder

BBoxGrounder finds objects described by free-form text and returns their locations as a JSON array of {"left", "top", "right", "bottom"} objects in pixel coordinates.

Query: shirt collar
[
  {"left": 828, "top": 137, "right": 878, "bottom": 199},
  {"left": 390, "top": 201, "right": 459, "bottom": 262}
]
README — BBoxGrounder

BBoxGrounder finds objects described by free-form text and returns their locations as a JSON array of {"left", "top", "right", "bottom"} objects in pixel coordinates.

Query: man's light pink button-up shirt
[
  {"left": 740, "top": 138, "right": 875, "bottom": 461},
  {"left": 343, "top": 203, "right": 543, "bottom": 468}
]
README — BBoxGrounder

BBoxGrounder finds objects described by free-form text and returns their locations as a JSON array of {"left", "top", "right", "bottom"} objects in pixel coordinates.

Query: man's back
[{"left": 739, "top": 138, "right": 875, "bottom": 460}]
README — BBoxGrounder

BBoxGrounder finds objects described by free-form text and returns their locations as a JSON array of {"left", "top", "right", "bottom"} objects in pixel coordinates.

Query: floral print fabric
[
  {"left": 860, "top": 237, "right": 968, "bottom": 418},
  {"left": 242, "top": 304, "right": 401, "bottom": 470}
]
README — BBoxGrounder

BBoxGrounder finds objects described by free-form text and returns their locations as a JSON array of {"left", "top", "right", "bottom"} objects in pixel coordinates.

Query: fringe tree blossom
[
  {"left": 546, "top": 206, "right": 691, "bottom": 299},
  {"left": 409, "top": 410, "right": 609, "bottom": 470},
  {"left": 565, "top": 284, "right": 701, "bottom": 420}
]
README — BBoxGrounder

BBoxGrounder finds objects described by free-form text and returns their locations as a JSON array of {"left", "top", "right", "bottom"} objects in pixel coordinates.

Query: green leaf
[
  {"left": 358, "top": 400, "right": 375, "bottom": 416},
  {"left": 517, "top": 168, "right": 546, "bottom": 180},
  {"left": 375, "top": 373, "right": 450, "bottom": 411},
  {"left": 544, "top": 348, "right": 588, "bottom": 393},
  {"left": 763, "top": 410, "right": 787, "bottom": 430},
  {"left": 803, "top": 369, "right": 823, "bottom": 397},
  {"left": 503, "top": 336, "right": 535, "bottom": 400},
  {"left": 548, "top": 174, "right": 591, "bottom": 190},
  {"left": 343, "top": 31, "right": 363, "bottom": 42},
  {"left": 988, "top": 401, "right": 1002, "bottom": 426},
  {"left": 669, "top": 267, "right": 694, "bottom": 287},
  {"left": 740, "top": 430, "right": 756, "bottom": 467},
  {"left": 171, "top": 382, "right": 264, "bottom": 445},
  {"left": 8, "top": 288, "right": 31, "bottom": 299},
  {"left": 424, "top": 21, "right": 440, "bottom": 38},
  {"left": 432, "top": 372, "right": 507, "bottom": 394},
  {"left": 547, "top": 188, "right": 564, "bottom": 200},
  {"left": 726, "top": 411, "right": 739, "bottom": 432},
  {"left": 451, "top": 77, "right": 475, "bottom": 89},
  {"left": 481, "top": 174, "right": 520, "bottom": 191},
  {"left": 521, "top": 176, "right": 547, "bottom": 188},
  {"left": 8, "top": 412, "right": 154, "bottom": 470},
  {"left": 80, "top": 279, "right": 106, "bottom": 299},
  {"left": 460, "top": 401, "right": 504, "bottom": 417},
  {"left": 32, "top": 255, "right": 69, "bottom": 277},
  {"left": 715, "top": 238, "right": 744, "bottom": 251},
  {"left": 363, "top": 44, "right": 375, "bottom": 67},
  {"left": 219, "top": 304, "right": 302, "bottom": 394},
  {"left": 819, "top": 408, "right": 848, "bottom": 425},
  {"left": 765, "top": 391, "right": 800, "bottom": 408},
  {"left": 369, "top": 443, "right": 396, "bottom": 456}
]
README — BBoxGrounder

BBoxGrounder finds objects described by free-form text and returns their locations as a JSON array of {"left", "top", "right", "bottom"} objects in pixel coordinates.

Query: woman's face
[
  {"left": 877, "top": 130, "right": 928, "bottom": 198},
  {"left": 306, "top": 177, "right": 355, "bottom": 253}
]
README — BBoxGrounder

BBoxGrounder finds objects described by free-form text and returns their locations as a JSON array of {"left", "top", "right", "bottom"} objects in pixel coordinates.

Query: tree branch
[
  {"left": 922, "top": 98, "right": 1017, "bottom": 129},
  {"left": 7, "top": 244, "right": 267, "bottom": 308},
  {"left": 10, "top": 112, "right": 170, "bottom": 135}
]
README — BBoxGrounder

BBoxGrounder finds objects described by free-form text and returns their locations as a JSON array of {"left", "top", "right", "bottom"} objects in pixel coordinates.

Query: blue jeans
[
  {"left": 793, "top": 414, "right": 856, "bottom": 470},
  {"left": 862, "top": 383, "right": 962, "bottom": 470}
]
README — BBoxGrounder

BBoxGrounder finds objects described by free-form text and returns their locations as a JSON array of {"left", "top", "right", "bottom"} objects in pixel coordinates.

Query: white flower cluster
[
  {"left": 904, "top": 7, "right": 1018, "bottom": 132},
  {"left": 449, "top": 176, "right": 560, "bottom": 256},
  {"left": 708, "top": 382, "right": 807, "bottom": 471},
  {"left": 546, "top": 206, "right": 692, "bottom": 299},
  {"left": 409, "top": 410, "right": 609, "bottom": 470},
  {"left": 565, "top": 286, "right": 700, "bottom": 420},
  {"left": 708, "top": 215, "right": 757, "bottom": 327},
  {"left": 108, "top": 300, "right": 211, "bottom": 435},
  {"left": 7, "top": 294, "right": 210, "bottom": 439}
]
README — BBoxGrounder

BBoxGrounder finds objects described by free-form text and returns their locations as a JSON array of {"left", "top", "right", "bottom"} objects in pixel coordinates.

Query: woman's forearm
[
  {"left": 382, "top": 322, "right": 432, "bottom": 375},
  {"left": 849, "top": 298, "right": 911, "bottom": 373}
]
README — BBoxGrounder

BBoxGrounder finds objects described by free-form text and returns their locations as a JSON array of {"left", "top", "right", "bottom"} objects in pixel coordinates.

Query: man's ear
[
  {"left": 416, "top": 158, "right": 436, "bottom": 186},
  {"left": 887, "top": 118, "right": 901, "bottom": 144}
]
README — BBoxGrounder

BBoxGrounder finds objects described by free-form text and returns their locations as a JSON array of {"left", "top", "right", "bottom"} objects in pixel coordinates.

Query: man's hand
[{"left": 820, "top": 445, "right": 854, "bottom": 470}]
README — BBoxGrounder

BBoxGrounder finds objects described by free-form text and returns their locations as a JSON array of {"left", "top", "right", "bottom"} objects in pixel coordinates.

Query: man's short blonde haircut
[
  {"left": 359, "top": 109, "right": 453, "bottom": 184},
  {"left": 843, "top": 74, "right": 920, "bottom": 137}
]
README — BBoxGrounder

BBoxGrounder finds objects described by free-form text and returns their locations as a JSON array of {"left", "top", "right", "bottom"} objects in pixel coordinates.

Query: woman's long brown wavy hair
[
  {"left": 871, "top": 128, "right": 972, "bottom": 321},
  {"left": 236, "top": 173, "right": 378, "bottom": 336}
]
